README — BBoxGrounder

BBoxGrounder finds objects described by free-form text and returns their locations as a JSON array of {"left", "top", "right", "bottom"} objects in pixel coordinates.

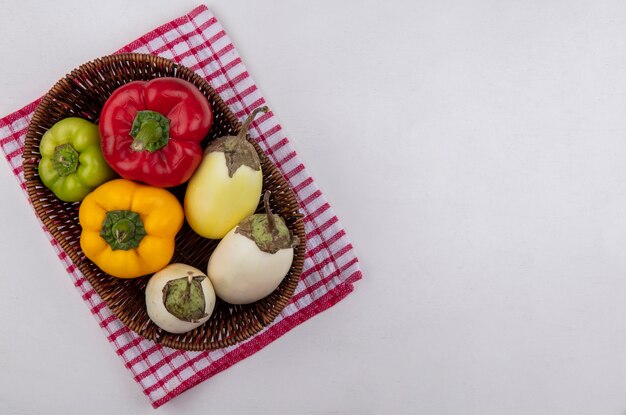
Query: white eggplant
[
  {"left": 207, "top": 192, "right": 299, "bottom": 304},
  {"left": 185, "top": 107, "right": 267, "bottom": 239},
  {"left": 145, "top": 263, "right": 216, "bottom": 334}
]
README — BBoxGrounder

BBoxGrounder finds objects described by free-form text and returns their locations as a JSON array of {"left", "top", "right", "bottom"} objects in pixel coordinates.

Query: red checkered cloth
[{"left": 0, "top": 5, "right": 361, "bottom": 408}]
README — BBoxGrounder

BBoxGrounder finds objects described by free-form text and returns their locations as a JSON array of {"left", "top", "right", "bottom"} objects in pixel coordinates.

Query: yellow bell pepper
[{"left": 79, "top": 179, "right": 184, "bottom": 278}]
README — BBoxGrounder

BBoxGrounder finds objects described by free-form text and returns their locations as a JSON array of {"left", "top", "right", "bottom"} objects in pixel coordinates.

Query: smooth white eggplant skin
[
  {"left": 184, "top": 151, "right": 262, "bottom": 239},
  {"left": 207, "top": 228, "right": 294, "bottom": 304},
  {"left": 145, "top": 263, "right": 216, "bottom": 334}
]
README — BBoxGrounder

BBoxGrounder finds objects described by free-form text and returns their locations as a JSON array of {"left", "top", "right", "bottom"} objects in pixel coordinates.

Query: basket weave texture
[{"left": 22, "top": 53, "right": 306, "bottom": 351}]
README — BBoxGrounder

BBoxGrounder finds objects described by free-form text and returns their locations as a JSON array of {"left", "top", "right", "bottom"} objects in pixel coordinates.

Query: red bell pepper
[{"left": 99, "top": 77, "right": 213, "bottom": 187}]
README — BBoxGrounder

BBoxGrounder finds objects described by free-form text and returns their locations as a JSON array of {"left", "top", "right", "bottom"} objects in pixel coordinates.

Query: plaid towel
[{"left": 0, "top": 5, "right": 361, "bottom": 408}]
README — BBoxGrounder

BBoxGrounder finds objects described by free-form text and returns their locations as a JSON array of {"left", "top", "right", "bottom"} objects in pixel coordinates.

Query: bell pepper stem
[
  {"left": 100, "top": 210, "right": 146, "bottom": 251},
  {"left": 52, "top": 143, "right": 79, "bottom": 177},
  {"left": 130, "top": 110, "right": 170, "bottom": 152},
  {"left": 112, "top": 218, "right": 136, "bottom": 244}
]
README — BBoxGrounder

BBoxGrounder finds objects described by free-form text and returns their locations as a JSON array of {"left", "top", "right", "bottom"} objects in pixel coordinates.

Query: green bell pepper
[{"left": 38, "top": 117, "right": 116, "bottom": 202}]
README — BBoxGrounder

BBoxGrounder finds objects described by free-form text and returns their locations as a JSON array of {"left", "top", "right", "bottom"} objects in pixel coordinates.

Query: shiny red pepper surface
[{"left": 99, "top": 78, "right": 213, "bottom": 187}]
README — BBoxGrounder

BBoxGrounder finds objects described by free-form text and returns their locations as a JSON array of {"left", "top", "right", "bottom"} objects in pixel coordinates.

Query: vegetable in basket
[
  {"left": 99, "top": 78, "right": 213, "bottom": 188},
  {"left": 38, "top": 117, "right": 115, "bottom": 202},
  {"left": 207, "top": 192, "right": 299, "bottom": 304},
  {"left": 79, "top": 179, "right": 183, "bottom": 278},
  {"left": 145, "top": 263, "right": 216, "bottom": 333},
  {"left": 185, "top": 106, "right": 267, "bottom": 239}
]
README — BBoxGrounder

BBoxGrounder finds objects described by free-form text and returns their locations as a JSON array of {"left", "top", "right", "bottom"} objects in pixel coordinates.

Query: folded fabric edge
[
  {"left": 0, "top": 6, "right": 209, "bottom": 128},
  {"left": 117, "top": 5, "right": 208, "bottom": 54},
  {"left": 151, "top": 274, "right": 360, "bottom": 408},
  {"left": 0, "top": 99, "right": 40, "bottom": 130}
]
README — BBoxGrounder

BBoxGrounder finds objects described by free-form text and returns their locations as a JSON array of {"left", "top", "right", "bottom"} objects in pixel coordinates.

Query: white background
[{"left": 1, "top": 0, "right": 626, "bottom": 414}]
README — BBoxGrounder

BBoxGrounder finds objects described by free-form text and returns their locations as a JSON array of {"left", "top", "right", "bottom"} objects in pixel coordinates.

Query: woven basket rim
[{"left": 22, "top": 52, "right": 306, "bottom": 351}]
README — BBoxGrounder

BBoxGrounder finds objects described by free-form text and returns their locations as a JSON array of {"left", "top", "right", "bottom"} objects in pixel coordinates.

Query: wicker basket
[{"left": 22, "top": 53, "right": 306, "bottom": 351}]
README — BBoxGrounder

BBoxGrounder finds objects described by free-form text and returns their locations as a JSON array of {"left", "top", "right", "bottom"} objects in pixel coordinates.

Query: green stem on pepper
[
  {"left": 130, "top": 110, "right": 170, "bottom": 152},
  {"left": 100, "top": 210, "right": 147, "bottom": 250},
  {"left": 52, "top": 143, "right": 80, "bottom": 177}
]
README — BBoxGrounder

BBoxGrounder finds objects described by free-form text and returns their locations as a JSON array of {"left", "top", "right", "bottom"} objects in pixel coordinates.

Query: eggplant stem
[
  {"left": 263, "top": 191, "right": 277, "bottom": 235},
  {"left": 237, "top": 106, "right": 269, "bottom": 141}
]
